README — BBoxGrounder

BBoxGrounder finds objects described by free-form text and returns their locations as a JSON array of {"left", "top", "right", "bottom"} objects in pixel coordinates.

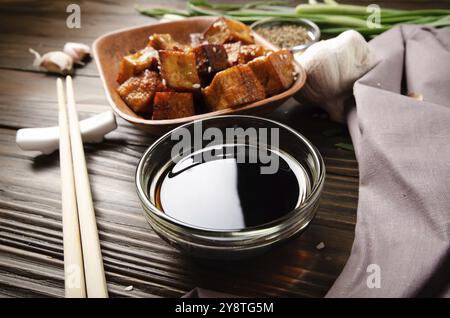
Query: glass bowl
[
  {"left": 251, "top": 17, "right": 321, "bottom": 53},
  {"left": 135, "top": 115, "right": 325, "bottom": 259}
]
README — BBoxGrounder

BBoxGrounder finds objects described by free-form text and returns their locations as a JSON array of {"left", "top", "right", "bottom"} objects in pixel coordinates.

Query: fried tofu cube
[
  {"left": 159, "top": 50, "right": 201, "bottom": 91},
  {"left": 203, "top": 17, "right": 254, "bottom": 45},
  {"left": 247, "top": 50, "right": 295, "bottom": 96},
  {"left": 193, "top": 44, "right": 229, "bottom": 86},
  {"left": 116, "top": 47, "right": 158, "bottom": 83},
  {"left": 224, "top": 42, "right": 241, "bottom": 65},
  {"left": 223, "top": 43, "right": 271, "bottom": 65},
  {"left": 148, "top": 33, "right": 186, "bottom": 51},
  {"left": 152, "top": 92, "right": 195, "bottom": 120},
  {"left": 190, "top": 33, "right": 206, "bottom": 47},
  {"left": 202, "top": 65, "right": 265, "bottom": 111},
  {"left": 117, "top": 70, "right": 164, "bottom": 113},
  {"left": 238, "top": 45, "right": 271, "bottom": 64}
]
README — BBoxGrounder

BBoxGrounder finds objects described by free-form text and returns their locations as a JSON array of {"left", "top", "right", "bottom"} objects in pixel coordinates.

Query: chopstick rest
[{"left": 16, "top": 111, "right": 117, "bottom": 155}]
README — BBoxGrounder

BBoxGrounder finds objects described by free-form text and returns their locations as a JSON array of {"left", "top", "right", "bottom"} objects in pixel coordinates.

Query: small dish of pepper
[{"left": 251, "top": 18, "right": 320, "bottom": 53}]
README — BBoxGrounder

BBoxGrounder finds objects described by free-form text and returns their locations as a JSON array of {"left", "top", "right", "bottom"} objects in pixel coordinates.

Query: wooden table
[{"left": 0, "top": 0, "right": 447, "bottom": 298}]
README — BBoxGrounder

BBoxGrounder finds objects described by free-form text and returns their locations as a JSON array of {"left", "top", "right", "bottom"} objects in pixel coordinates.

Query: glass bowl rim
[{"left": 135, "top": 115, "right": 325, "bottom": 237}]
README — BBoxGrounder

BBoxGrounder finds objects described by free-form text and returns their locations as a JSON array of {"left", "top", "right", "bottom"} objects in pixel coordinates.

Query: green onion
[
  {"left": 426, "top": 15, "right": 450, "bottom": 27},
  {"left": 190, "top": 0, "right": 290, "bottom": 11},
  {"left": 321, "top": 26, "right": 390, "bottom": 36},
  {"left": 226, "top": 9, "right": 300, "bottom": 19},
  {"left": 380, "top": 9, "right": 450, "bottom": 17},
  {"left": 187, "top": 2, "right": 222, "bottom": 16},
  {"left": 379, "top": 15, "right": 428, "bottom": 24},
  {"left": 335, "top": 143, "right": 354, "bottom": 151},
  {"left": 296, "top": 4, "right": 400, "bottom": 16},
  {"left": 302, "top": 14, "right": 373, "bottom": 28},
  {"left": 136, "top": 5, "right": 190, "bottom": 17},
  {"left": 136, "top": 0, "right": 450, "bottom": 39}
]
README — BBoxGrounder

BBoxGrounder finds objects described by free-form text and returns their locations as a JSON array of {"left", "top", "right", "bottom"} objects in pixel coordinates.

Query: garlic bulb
[
  {"left": 295, "top": 30, "right": 378, "bottom": 123},
  {"left": 63, "top": 42, "right": 90, "bottom": 65},
  {"left": 29, "top": 48, "right": 73, "bottom": 75}
]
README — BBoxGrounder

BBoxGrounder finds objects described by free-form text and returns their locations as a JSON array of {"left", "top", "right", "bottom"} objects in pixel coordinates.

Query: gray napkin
[
  {"left": 184, "top": 25, "right": 450, "bottom": 298},
  {"left": 327, "top": 25, "right": 450, "bottom": 297}
]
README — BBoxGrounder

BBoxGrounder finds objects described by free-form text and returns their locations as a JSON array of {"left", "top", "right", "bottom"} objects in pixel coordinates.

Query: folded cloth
[
  {"left": 183, "top": 26, "right": 450, "bottom": 299},
  {"left": 327, "top": 25, "right": 450, "bottom": 297}
]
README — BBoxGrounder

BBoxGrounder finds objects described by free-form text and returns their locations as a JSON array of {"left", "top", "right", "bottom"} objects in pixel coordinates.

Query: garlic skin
[
  {"left": 63, "top": 42, "right": 90, "bottom": 65},
  {"left": 29, "top": 48, "right": 74, "bottom": 75},
  {"left": 295, "top": 30, "right": 378, "bottom": 123}
]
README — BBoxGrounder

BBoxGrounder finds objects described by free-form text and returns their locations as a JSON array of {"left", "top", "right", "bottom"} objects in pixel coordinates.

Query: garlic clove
[
  {"left": 294, "top": 30, "right": 378, "bottom": 123},
  {"left": 29, "top": 48, "right": 43, "bottom": 68},
  {"left": 29, "top": 48, "right": 74, "bottom": 75},
  {"left": 63, "top": 42, "right": 90, "bottom": 65}
]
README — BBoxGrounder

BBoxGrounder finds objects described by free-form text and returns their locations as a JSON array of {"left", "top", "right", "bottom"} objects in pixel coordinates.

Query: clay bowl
[{"left": 93, "top": 16, "right": 306, "bottom": 134}]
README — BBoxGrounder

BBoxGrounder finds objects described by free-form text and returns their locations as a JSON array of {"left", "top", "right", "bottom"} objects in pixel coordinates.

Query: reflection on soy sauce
[{"left": 156, "top": 144, "right": 310, "bottom": 230}]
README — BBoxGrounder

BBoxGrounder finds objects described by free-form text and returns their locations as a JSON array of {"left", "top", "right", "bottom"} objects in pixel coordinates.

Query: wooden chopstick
[
  {"left": 65, "top": 76, "right": 109, "bottom": 298},
  {"left": 57, "top": 78, "right": 86, "bottom": 298}
]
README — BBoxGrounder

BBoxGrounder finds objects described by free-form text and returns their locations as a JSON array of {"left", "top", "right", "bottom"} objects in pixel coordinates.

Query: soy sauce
[{"left": 155, "top": 144, "right": 309, "bottom": 230}]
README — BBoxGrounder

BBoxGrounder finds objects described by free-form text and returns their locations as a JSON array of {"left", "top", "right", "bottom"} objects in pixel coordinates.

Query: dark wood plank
[
  {"left": 0, "top": 101, "right": 357, "bottom": 297},
  {"left": 0, "top": 0, "right": 358, "bottom": 297},
  {"left": 0, "top": 0, "right": 174, "bottom": 76},
  {"left": 1, "top": 0, "right": 445, "bottom": 298}
]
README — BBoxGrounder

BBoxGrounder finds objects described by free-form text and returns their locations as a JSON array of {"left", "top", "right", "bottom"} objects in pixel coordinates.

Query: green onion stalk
[{"left": 137, "top": 0, "right": 450, "bottom": 38}]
